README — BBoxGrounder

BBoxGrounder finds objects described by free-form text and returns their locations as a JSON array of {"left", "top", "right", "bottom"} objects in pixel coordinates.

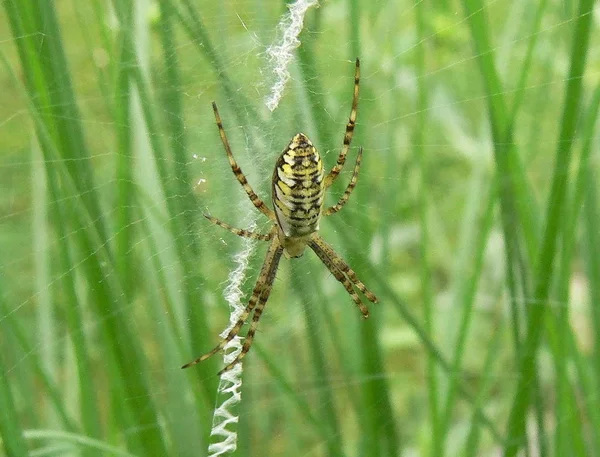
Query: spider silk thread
[{"left": 265, "top": 0, "right": 319, "bottom": 111}]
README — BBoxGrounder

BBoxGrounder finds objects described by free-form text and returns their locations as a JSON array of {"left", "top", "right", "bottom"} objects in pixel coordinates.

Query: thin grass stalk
[
  {"left": 291, "top": 262, "right": 344, "bottom": 457},
  {"left": 463, "top": 315, "right": 505, "bottom": 457},
  {"left": 0, "top": 297, "right": 76, "bottom": 431},
  {"left": 494, "top": 0, "right": 550, "bottom": 398},
  {"left": 458, "top": 1, "right": 579, "bottom": 453},
  {"left": 549, "top": 301, "right": 588, "bottom": 457},
  {"left": 580, "top": 129, "right": 600, "bottom": 415},
  {"left": 23, "top": 430, "right": 138, "bottom": 457},
  {"left": 460, "top": 0, "right": 536, "bottom": 321},
  {"left": 131, "top": 65, "right": 219, "bottom": 397},
  {"left": 414, "top": 3, "right": 440, "bottom": 455},
  {"left": 30, "top": 0, "right": 110, "bottom": 244},
  {"left": 563, "top": 313, "right": 600, "bottom": 456},
  {"left": 0, "top": 350, "right": 28, "bottom": 457},
  {"left": 157, "top": 0, "right": 202, "bottom": 273},
  {"left": 0, "top": 54, "right": 81, "bottom": 435},
  {"left": 574, "top": 83, "right": 600, "bottom": 453},
  {"left": 502, "top": 0, "right": 596, "bottom": 454},
  {"left": 549, "top": 81, "right": 600, "bottom": 457},
  {"left": 5, "top": 2, "right": 172, "bottom": 453},
  {"left": 113, "top": 0, "right": 135, "bottom": 300},
  {"left": 252, "top": 343, "right": 336, "bottom": 442},
  {"left": 50, "top": 190, "right": 103, "bottom": 456},
  {"left": 142, "top": 234, "right": 206, "bottom": 455},
  {"left": 346, "top": 2, "right": 399, "bottom": 455},
  {"left": 313, "top": 283, "right": 362, "bottom": 414},
  {"left": 460, "top": 0, "right": 536, "bottom": 373},
  {"left": 443, "top": 2, "right": 548, "bottom": 452},
  {"left": 360, "top": 314, "right": 400, "bottom": 457},
  {"left": 31, "top": 135, "right": 57, "bottom": 429},
  {"left": 494, "top": 0, "right": 551, "bottom": 249},
  {"left": 437, "top": 173, "right": 498, "bottom": 455},
  {"left": 331, "top": 216, "right": 505, "bottom": 443},
  {"left": 158, "top": 0, "right": 259, "bottom": 125},
  {"left": 581, "top": 174, "right": 600, "bottom": 438}
]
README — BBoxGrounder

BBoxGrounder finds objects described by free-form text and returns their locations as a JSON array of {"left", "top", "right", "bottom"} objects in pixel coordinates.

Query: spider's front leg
[
  {"left": 211, "top": 102, "right": 276, "bottom": 221},
  {"left": 324, "top": 58, "right": 360, "bottom": 188},
  {"left": 324, "top": 147, "right": 363, "bottom": 216}
]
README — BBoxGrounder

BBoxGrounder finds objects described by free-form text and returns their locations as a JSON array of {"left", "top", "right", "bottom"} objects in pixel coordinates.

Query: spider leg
[
  {"left": 309, "top": 234, "right": 378, "bottom": 305},
  {"left": 218, "top": 245, "right": 283, "bottom": 374},
  {"left": 309, "top": 237, "right": 370, "bottom": 318},
  {"left": 324, "top": 58, "right": 360, "bottom": 189},
  {"left": 212, "top": 102, "right": 277, "bottom": 221},
  {"left": 324, "top": 147, "right": 363, "bottom": 216},
  {"left": 204, "top": 214, "right": 273, "bottom": 241},
  {"left": 181, "top": 237, "right": 282, "bottom": 369}
]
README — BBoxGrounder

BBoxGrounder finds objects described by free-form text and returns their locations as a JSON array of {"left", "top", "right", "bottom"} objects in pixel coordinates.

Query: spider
[{"left": 182, "top": 58, "right": 378, "bottom": 374}]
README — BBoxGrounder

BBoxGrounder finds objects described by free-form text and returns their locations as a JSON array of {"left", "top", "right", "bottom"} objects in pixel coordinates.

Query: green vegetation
[{"left": 1, "top": 0, "right": 598, "bottom": 456}]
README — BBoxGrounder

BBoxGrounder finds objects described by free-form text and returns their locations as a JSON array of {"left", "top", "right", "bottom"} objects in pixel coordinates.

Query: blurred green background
[{"left": 1, "top": 0, "right": 599, "bottom": 456}]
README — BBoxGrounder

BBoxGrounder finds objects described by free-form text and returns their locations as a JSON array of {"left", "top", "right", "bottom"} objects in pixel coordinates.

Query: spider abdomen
[{"left": 272, "top": 133, "right": 324, "bottom": 241}]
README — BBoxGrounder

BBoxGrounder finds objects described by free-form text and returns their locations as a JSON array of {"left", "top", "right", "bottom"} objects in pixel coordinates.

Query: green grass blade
[
  {"left": 23, "top": 430, "right": 138, "bottom": 457},
  {"left": 502, "top": 0, "right": 596, "bottom": 454},
  {"left": 415, "top": 2, "right": 440, "bottom": 453},
  {"left": 113, "top": 0, "right": 135, "bottom": 299},
  {"left": 463, "top": 316, "right": 504, "bottom": 457},
  {"left": 437, "top": 174, "right": 497, "bottom": 454},
  {"left": 550, "top": 80, "right": 600, "bottom": 457},
  {"left": 0, "top": 354, "right": 29, "bottom": 457},
  {"left": 291, "top": 262, "right": 344, "bottom": 457},
  {"left": 131, "top": 64, "right": 218, "bottom": 397},
  {"left": 331, "top": 216, "right": 505, "bottom": 443},
  {"left": 3, "top": 1, "right": 172, "bottom": 454}
]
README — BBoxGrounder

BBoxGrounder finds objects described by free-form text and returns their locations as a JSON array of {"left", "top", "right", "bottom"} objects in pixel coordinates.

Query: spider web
[{"left": 0, "top": 0, "right": 599, "bottom": 456}]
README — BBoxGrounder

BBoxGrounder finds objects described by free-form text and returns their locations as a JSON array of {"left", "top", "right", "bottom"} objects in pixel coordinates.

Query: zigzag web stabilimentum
[
  {"left": 206, "top": 219, "right": 256, "bottom": 456},
  {"left": 206, "top": 1, "right": 318, "bottom": 455}
]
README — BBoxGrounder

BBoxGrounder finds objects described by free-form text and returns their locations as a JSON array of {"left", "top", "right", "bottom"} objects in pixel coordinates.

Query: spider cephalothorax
[{"left": 182, "top": 59, "right": 378, "bottom": 374}]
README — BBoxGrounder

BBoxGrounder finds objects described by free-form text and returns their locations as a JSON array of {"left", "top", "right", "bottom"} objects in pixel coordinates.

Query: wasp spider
[{"left": 183, "top": 58, "right": 378, "bottom": 374}]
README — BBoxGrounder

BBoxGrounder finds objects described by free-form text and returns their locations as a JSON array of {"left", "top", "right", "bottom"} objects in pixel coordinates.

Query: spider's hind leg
[
  {"left": 217, "top": 243, "right": 284, "bottom": 374},
  {"left": 182, "top": 237, "right": 283, "bottom": 372},
  {"left": 218, "top": 275, "right": 274, "bottom": 373},
  {"left": 309, "top": 234, "right": 378, "bottom": 307},
  {"left": 181, "top": 300, "right": 255, "bottom": 369},
  {"left": 204, "top": 213, "right": 272, "bottom": 241}
]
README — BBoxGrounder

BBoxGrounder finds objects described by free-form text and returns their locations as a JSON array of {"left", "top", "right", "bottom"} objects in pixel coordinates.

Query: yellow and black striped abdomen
[{"left": 272, "top": 133, "right": 324, "bottom": 241}]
